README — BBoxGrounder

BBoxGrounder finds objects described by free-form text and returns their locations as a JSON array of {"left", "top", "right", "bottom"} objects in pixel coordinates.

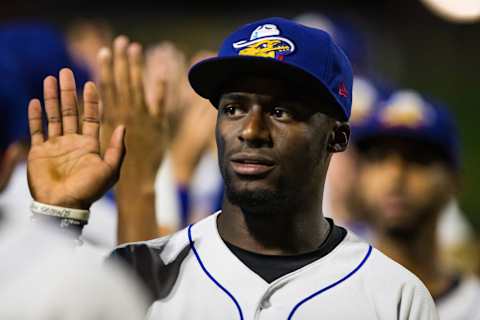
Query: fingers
[
  {"left": 82, "top": 82, "right": 101, "bottom": 139},
  {"left": 144, "top": 42, "right": 187, "bottom": 117},
  {"left": 59, "top": 68, "right": 79, "bottom": 134},
  {"left": 32, "top": 71, "right": 104, "bottom": 145},
  {"left": 98, "top": 47, "right": 115, "bottom": 121},
  {"left": 104, "top": 125, "right": 126, "bottom": 173},
  {"left": 43, "top": 76, "right": 62, "bottom": 137},
  {"left": 144, "top": 46, "right": 166, "bottom": 116},
  {"left": 150, "top": 79, "right": 167, "bottom": 118},
  {"left": 128, "top": 42, "right": 147, "bottom": 112},
  {"left": 113, "top": 36, "right": 132, "bottom": 107},
  {"left": 28, "top": 99, "right": 44, "bottom": 146}
]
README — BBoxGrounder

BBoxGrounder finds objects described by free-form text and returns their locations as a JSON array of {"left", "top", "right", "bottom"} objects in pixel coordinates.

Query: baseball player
[
  {"left": 26, "top": 18, "right": 438, "bottom": 319},
  {"left": 350, "top": 90, "right": 480, "bottom": 319}
]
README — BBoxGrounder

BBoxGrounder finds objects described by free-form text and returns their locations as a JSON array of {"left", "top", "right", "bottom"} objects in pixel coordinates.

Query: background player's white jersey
[
  {"left": 113, "top": 213, "right": 438, "bottom": 320},
  {"left": 437, "top": 276, "right": 480, "bottom": 320},
  {"left": 0, "top": 222, "right": 149, "bottom": 319}
]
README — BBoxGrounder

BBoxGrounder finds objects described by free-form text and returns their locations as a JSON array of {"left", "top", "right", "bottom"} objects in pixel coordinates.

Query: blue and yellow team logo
[
  {"left": 233, "top": 24, "right": 295, "bottom": 60},
  {"left": 380, "top": 91, "right": 432, "bottom": 128}
]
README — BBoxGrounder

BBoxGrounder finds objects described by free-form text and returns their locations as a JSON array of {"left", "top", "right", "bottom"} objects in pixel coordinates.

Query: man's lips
[{"left": 230, "top": 154, "right": 275, "bottom": 176}]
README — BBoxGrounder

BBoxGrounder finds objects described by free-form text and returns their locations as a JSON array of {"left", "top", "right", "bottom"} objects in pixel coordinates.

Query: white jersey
[
  {"left": 437, "top": 276, "right": 480, "bottom": 320},
  {"left": 112, "top": 212, "right": 438, "bottom": 320},
  {"left": 0, "top": 222, "right": 149, "bottom": 319}
]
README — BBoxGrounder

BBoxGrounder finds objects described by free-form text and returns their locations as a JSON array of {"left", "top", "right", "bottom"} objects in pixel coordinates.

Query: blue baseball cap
[
  {"left": 0, "top": 21, "right": 92, "bottom": 150},
  {"left": 352, "top": 90, "right": 460, "bottom": 168},
  {"left": 295, "top": 13, "right": 370, "bottom": 75},
  {"left": 0, "top": 53, "right": 29, "bottom": 151},
  {"left": 0, "top": 22, "right": 91, "bottom": 101},
  {"left": 188, "top": 17, "right": 353, "bottom": 120}
]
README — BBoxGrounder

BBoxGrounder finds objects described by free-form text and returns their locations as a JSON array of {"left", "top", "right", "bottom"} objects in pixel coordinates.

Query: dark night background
[{"left": 3, "top": 0, "right": 480, "bottom": 227}]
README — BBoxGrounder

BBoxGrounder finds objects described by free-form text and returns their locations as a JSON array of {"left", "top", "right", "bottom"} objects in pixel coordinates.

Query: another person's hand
[
  {"left": 27, "top": 68, "right": 125, "bottom": 210},
  {"left": 144, "top": 42, "right": 187, "bottom": 124},
  {"left": 98, "top": 36, "right": 169, "bottom": 243},
  {"left": 99, "top": 36, "right": 168, "bottom": 194}
]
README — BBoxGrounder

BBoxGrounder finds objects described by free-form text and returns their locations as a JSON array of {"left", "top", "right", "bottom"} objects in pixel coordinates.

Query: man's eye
[
  {"left": 271, "top": 107, "right": 292, "bottom": 120},
  {"left": 222, "top": 105, "right": 244, "bottom": 117}
]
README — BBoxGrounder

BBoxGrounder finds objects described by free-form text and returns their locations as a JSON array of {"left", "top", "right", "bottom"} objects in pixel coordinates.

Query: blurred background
[
  {"left": 1, "top": 1, "right": 479, "bottom": 317},
  {"left": 3, "top": 0, "right": 478, "bottom": 227}
]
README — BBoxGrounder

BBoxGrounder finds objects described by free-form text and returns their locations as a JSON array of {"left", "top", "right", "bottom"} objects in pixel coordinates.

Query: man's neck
[
  {"left": 374, "top": 221, "right": 453, "bottom": 298},
  {"left": 218, "top": 198, "right": 330, "bottom": 256}
]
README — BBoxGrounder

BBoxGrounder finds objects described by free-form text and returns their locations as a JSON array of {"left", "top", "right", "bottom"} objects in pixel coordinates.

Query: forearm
[
  {"left": 170, "top": 137, "right": 206, "bottom": 186},
  {"left": 116, "top": 180, "right": 160, "bottom": 244}
]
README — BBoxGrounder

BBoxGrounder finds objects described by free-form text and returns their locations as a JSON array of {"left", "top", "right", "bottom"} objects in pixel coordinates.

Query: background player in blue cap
[
  {"left": 351, "top": 90, "right": 480, "bottom": 319},
  {"left": 26, "top": 17, "right": 438, "bottom": 319}
]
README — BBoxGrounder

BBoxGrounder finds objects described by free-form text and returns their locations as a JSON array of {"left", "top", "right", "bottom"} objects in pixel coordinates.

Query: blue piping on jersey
[
  {"left": 287, "top": 244, "right": 373, "bottom": 320},
  {"left": 188, "top": 224, "right": 244, "bottom": 320}
]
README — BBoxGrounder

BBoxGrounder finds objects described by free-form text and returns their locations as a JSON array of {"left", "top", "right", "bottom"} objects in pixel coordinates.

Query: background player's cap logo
[
  {"left": 380, "top": 91, "right": 433, "bottom": 128},
  {"left": 232, "top": 24, "right": 295, "bottom": 60}
]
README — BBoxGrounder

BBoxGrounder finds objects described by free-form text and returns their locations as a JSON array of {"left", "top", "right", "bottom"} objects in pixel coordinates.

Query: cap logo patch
[
  {"left": 233, "top": 24, "right": 295, "bottom": 60},
  {"left": 380, "top": 92, "right": 430, "bottom": 128}
]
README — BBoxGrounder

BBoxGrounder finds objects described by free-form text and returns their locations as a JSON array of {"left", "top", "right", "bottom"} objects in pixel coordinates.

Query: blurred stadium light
[{"left": 421, "top": 0, "right": 480, "bottom": 23}]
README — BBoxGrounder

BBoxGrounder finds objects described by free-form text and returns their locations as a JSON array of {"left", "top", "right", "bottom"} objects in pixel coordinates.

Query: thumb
[{"left": 104, "top": 125, "right": 126, "bottom": 174}]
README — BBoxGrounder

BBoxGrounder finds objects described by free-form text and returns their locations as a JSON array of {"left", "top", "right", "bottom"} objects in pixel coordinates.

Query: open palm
[{"left": 27, "top": 69, "right": 125, "bottom": 209}]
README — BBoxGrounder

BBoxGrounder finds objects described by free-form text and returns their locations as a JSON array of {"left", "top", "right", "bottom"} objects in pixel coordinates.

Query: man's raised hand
[{"left": 27, "top": 69, "right": 126, "bottom": 209}]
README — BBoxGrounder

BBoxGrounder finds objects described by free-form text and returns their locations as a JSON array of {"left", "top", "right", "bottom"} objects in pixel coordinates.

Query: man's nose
[
  {"left": 238, "top": 106, "right": 272, "bottom": 147},
  {"left": 384, "top": 154, "right": 408, "bottom": 185}
]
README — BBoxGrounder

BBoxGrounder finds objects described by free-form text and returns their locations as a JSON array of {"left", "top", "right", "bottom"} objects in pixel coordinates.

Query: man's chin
[
  {"left": 378, "top": 215, "right": 423, "bottom": 238},
  {"left": 225, "top": 186, "right": 284, "bottom": 209}
]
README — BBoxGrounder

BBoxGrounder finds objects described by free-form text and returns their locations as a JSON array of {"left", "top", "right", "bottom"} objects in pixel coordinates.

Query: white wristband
[{"left": 30, "top": 201, "right": 90, "bottom": 222}]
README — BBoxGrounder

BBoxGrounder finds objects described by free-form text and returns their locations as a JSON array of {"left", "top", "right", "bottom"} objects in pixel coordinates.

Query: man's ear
[{"left": 327, "top": 122, "right": 350, "bottom": 153}]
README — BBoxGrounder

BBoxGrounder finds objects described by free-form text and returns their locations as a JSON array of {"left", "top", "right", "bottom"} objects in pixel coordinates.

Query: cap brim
[
  {"left": 188, "top": 55, "right": 345, "bottom": 120},
  {"left": 353, "top": 130, "right": 458, "bottom": 168}
]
